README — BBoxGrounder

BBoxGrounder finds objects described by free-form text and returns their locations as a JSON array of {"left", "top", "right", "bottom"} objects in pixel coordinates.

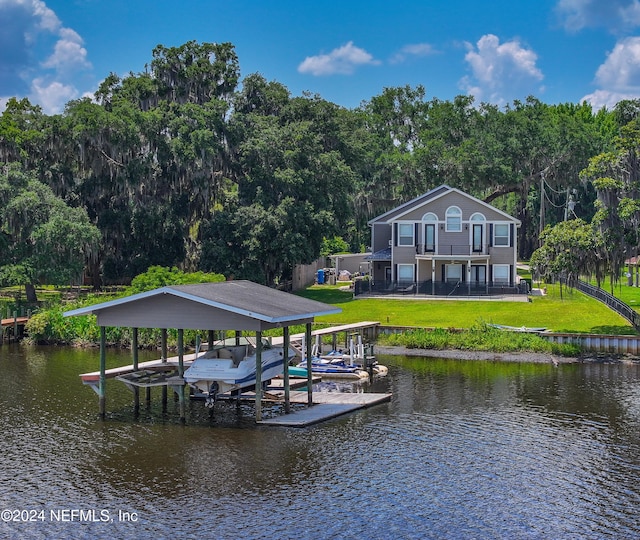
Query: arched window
[
  {"left": 422, "top": 212, "right": 438, "bottom": 222},
  {"left": 470, "top": 212, "right": 485, "bottom": 222},
  {"left": 445, "top": 206, "right": 462, "bottom": 232}
]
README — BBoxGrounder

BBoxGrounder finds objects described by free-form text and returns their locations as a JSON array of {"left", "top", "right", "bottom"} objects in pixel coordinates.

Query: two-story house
[{"left": 363, "top": 185, "right": 522, "bottom": 296}]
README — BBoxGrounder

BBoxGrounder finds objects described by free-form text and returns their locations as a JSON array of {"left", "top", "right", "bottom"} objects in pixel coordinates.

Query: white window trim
[
  {"left": 493, "top": 223, "right": 510, "bottom": 247},
  {"left": 492, "top": 264, "right": 510, "bottom": 283},
  {"left": 397, "top": 264, "right": 415, "bottom": 282},
  {"left": 446, "top": 206, "right": 462, "bottom": 232},
  {"left": 397, "top": 223, "right": 415, "bottom": 246}
]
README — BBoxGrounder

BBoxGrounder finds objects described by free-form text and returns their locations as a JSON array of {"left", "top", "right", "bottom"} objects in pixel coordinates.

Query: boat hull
[{"left": 184, "top": 345, "right": 291, "bottom": 395}]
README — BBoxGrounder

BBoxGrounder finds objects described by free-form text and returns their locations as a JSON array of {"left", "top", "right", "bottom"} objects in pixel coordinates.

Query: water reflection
[{"left": 1, "top": 344, "right": 640, "bottom": 539}]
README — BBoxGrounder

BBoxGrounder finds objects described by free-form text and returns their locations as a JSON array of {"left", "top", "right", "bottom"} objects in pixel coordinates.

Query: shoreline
[{"left": 373, "top": 345, "right": 640, "bottom": 365}]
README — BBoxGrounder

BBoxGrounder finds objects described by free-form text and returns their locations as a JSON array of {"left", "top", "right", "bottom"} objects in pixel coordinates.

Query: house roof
[
  {"left": 368, "top": 185, "right": 450, "bottom": 225},
  {"left": 365, "top": 248, "right": 392, "bottom": 261},
  {"left": 368, "top": 184, "right": 521, "bottom": 226},
  {"left": 64, "top": 280, "right": 341, "bottom": 331}
]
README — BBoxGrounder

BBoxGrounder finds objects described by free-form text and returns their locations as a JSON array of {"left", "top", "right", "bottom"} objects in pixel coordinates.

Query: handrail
[
  {"left": 574, "top": 279, "right": 640, "bottom": 331},
  {"left": 447, "top": 280, "right": 462, "bottom": 296}
]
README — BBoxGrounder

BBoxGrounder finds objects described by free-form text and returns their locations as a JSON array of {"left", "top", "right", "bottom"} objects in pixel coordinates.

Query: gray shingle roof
[{"left": 64, "top": 280, "right": 341, "bottom": 330}]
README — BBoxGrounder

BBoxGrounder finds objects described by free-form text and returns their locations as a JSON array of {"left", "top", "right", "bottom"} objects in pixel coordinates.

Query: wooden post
[
  {"left": 306, "top": 323, "right": 313, "bottom": 407},
  {"left": 255, "top": 330, "right": 263, "bottom": 422},
  {"left": 132, "top": 327, "right": 139, "bottom": 416},
  {"left": 99, "top": 326, "right": 106, "bottom": 419},
  {"left": 283, "top": 326, "right": 291, "bottom": 413},
  {"left": 208, "top": 330, "right": 214, "bottom": 349},
  {"left": 161, "top": 329, "right": 168, "bottom": 410},
  {"left": 178, "top": 329, "right": 185, "bottom": 423},
  {"left": 13, "top": 311, "right": 17, "bottom": 341}
]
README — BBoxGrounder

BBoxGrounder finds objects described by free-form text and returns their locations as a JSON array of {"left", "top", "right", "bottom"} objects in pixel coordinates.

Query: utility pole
[{"left": 539, "top": 172, "right": 545, "bottom": 240}]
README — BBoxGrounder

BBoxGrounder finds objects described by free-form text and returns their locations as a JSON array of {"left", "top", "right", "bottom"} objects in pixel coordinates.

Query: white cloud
[
  {"left": 390, "top": 43, "right": 437, "bottom": 64},
  {"left": 556, "top": 0, "right": 640, "bottom": 33},
  {"left": 30, "top": 77, "right": 77, "bottom": 113},
  {"left": 594, "top": 36, "right": 640, "bottom": 88},
  {"left": 460, "top": 34, "right": 544, "bottom": 104},
  {"left": 0, "top": 0, "right": 92, "bottom": 113},
  {"left": 581, "top": 36, "right": 640, "bottom": 109},
  {"left": 581, "top": 89, "right": 639, "bottom": 109},
  {"left": 298, "top": 41, "right": 380, "bottom": 76},
  {"left": 42, "top": 27, "right": 90, "bottom": 73}
]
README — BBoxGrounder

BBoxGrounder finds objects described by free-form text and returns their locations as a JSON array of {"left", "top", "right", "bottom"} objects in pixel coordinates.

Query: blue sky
[{"left": 2, "top": 0, "right": 640, "bottom": 114}]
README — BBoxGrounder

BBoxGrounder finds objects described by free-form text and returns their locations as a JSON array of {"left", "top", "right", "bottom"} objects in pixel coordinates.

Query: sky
[{"left": 3, "top": 0, "right": 640, "bottom": 115}]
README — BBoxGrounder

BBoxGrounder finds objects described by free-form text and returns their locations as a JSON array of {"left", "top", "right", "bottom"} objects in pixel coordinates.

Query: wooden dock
[
  {"left": 0, "top": 316, "right": 28, "bottom": 328},
  {"left": 257, "top": 390, "right": 391, "bottom": 427},
  {"left": 271, "top": 321, "right": 379, "bottom": 345},
  {"left": 1, "top": 315, "right": 29, "bottom": 343}
]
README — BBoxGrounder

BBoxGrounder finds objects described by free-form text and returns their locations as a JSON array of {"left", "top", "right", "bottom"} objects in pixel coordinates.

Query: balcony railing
[
  {"left": 415, "top": 244, "right": 489, "bottom": 256},
  {"left": 354, "top": 279, "right": 528, "bottom": 297}
]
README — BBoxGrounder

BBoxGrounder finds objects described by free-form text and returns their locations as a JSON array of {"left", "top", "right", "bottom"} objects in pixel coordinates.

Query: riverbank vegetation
[
  {"left": 377, "top": 323, "right": 581, "bottom": 357},
  {"left": 21, "top": 266, "right": 224, "bottom": 347}
]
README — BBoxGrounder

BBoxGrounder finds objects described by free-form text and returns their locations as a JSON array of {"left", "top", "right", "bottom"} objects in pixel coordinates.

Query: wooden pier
[
  {"left": 257, "top": 390, "right": 391, "bottom": 427},
  {"left": 1, "top": 315, "right": 29, "bottom": 342}
]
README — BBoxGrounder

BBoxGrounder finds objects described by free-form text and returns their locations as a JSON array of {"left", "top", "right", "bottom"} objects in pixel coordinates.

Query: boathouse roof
[{"left": 64, "top": 280, "right": 341, "bottom": 331}]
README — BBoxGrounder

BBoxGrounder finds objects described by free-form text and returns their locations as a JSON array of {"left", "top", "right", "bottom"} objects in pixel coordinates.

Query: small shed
[
  {"left": 626, "top": 257, "right": 640, "bottom": 287},
  {"left": 64, "top": 280, "right": 341, "bottom": 422}
]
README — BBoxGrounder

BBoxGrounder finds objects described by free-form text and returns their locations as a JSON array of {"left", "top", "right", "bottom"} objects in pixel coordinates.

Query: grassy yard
[{"left": 298, "top": 283, "right": 637, "bottom": 335}]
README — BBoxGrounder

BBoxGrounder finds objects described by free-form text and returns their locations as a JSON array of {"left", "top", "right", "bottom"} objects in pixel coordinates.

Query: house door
[
  {"left": 472, "top": 224, "right": 483, "bottom": 253},
  {"left": 471, "top": 265, "right": 486, "bottom": 283},
  {"left": 424, "top": 223, "right": 436, "bottom": 252}
]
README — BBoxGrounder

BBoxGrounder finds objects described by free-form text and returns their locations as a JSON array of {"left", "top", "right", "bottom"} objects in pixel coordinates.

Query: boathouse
[{"left": 64, "top": 280, "right": 341, "bottom": 422}]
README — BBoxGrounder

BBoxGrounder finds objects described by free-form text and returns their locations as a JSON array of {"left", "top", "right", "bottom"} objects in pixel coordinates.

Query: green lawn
[{"left": 298, "top": 283, "right": 637, "bottom": 335}]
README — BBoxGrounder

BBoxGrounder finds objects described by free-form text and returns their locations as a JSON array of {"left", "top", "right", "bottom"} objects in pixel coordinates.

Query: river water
[{"left": 1, "top": 344, "right": 640, "bottom": 539}]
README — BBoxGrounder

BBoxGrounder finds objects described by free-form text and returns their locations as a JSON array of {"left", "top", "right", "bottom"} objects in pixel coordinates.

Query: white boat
[
  {"left": 183, "top": 340, "right": 295, "bottom": 407},
  {"left": 297, "top": 356, "right": 370, "bottom": 380}
]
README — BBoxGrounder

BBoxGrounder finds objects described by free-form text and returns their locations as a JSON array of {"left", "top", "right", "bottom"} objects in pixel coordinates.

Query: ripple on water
[{"left": 2, "top": 349, "right": 640, "bottom": 539}]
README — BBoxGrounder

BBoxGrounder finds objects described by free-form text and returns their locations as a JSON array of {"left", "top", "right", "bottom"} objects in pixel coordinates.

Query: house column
[
  {"left": 486, "top": 260, "right": 490, "bottom": 294},
  {"left": 467, "top": 263, "right": 472, "bottom": 295},
  {"left": 431, "top": 263, "right": 436, "bottom": 295}
]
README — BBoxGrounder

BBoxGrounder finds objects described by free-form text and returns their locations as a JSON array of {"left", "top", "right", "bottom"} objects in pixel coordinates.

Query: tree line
[{"left": 1, "top": 40, "right": 638, "bottom": 295}]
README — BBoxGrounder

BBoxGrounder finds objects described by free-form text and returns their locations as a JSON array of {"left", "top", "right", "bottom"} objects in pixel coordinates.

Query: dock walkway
[
  {"left": 1, "top": 316, "right": 29, "bottom": 328},
  {"left": 270, "top": 321, "right": 379, "bottom": 346},
  {"left": 258, "top": 390, "right": 391, "bottom": 427}
]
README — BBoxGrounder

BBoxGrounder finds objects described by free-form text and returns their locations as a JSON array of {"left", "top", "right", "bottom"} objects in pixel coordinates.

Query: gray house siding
[{"left": 365, "top": 185, "right": 522, "bottom": 294}]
